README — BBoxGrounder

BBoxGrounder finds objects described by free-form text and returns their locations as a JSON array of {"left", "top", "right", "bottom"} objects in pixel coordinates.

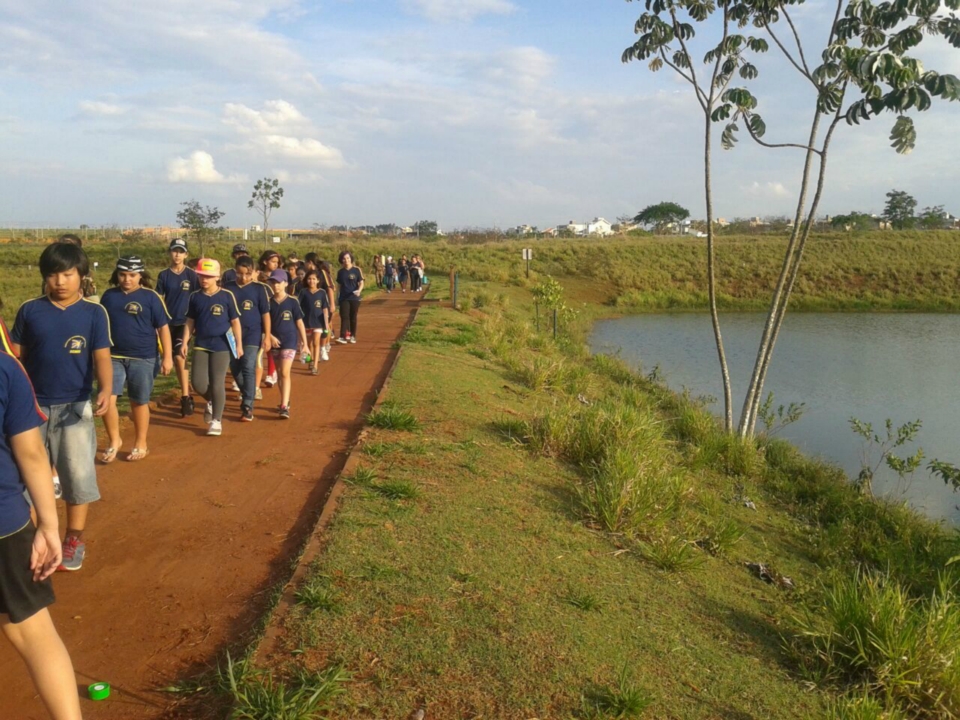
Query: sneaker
[
  {"left": 349, "top": 337, "right": 357, "bottom": 344},
  {"left": 241, "top": 406, "right": 254, "bottom": 422},
  {"left": 232, "top": 381, "right": 240, "bottom": 392},
  {"left": 204, "top": 401, "right": 213, "bottom": 424},
  {"left": 278, "top": 405, "right": 290, "bottom": 419},
  {"left": 311, "top": 366, "right": 319, "bottom": 375},
  {"left": 255, "top": 388, "right": 263, "bottom": 400},
  {"left": 58, "top": 536, "right": 85, "bottom": 572},
  {"left": 320, "top": 346, "right": 330, "bottom": 362},
  {"left": 264, "top": 372, "right": 278, "bottom": 387},
  {"left": 52, "top": 475, "right": 63, "bottom": 500},
  {"left": 336, "top": 337, "right": 348, "bottom": 345},
  {"left": 180, "top": 395, "right": 194, "bottom": 418},
  {"left": 207, "top": 420, "right": 222, "bottom": 436}
]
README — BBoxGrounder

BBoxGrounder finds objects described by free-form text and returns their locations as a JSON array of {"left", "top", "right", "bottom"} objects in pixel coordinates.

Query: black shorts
[
  {"left": 170, "top": 324, "right": 187, "bottom": 356},
  {"left": 0, "top": 523, "right": 55, "bottom": 624}
]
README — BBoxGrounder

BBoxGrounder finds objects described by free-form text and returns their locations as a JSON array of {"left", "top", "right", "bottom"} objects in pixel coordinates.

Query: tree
[
  {"left": 176, "top": 201, "right": 224, "bottom": 257},
  {"left": 918, "top": 205, "right": 946, "bottom": 230},
  {"left": 883, "top": 190, "right": 918, "bottom": 230},
  {"left": 414, "top": 220, "right": 438, "bottom": 237},
  {"left": 830, "top": 211, "right": 874, "bottom": 231},
  {"left": 633, "top": 202, "right": 691, "bottom": 234},
  {"left": 710, "top": 0, "right": 958, "bottom": 438},
  {"left": 248, "top": 178, "right": 284, "bottom": 248}
]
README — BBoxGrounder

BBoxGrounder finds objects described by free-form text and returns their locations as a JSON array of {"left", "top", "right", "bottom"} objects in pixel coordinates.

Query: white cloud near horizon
[
  {"left": 402, "top": 0, "right": 516, "bottom": 22},
  {"left": 167, "top": 151, "right": 243, "bottom": 184}
]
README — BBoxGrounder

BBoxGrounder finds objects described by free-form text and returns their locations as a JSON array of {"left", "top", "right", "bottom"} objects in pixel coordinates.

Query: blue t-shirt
[
  {"left": 100, "top": 287, "right": 170, "bottom": 360},
  {"left": 0, "top": 354, "right": 47, "bottom": 537},
  {"left": 336, "top": 267, "right": 364, "bottom": 304},
  {"left": 298, "top": 289, "right": 329, "bottom": 330},
  {"left": 222, "top": 268, "right": 238, "bottom": 286},
  {"left": 11, "top": 297, "right": 113, "bottom": 406},
  {"left": 187, "top": 289, "right": 240, "bottom": 353},
  {"left": 224, "top": 281, "right": 270, "bottom": 347},
  {"left": 269, "top": 296, "right": 304, "bottom": 350},
  {"left": 156, "top": 267, "right": 198, "bottom": 325}
]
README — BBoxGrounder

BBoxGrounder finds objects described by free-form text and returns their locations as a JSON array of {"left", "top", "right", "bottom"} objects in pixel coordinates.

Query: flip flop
[
  {"left": 99, "top": 447, "right": 119, "bottom": 464},
  {"left": 127, "top": 448, "right": 149, "bottom": 462}
]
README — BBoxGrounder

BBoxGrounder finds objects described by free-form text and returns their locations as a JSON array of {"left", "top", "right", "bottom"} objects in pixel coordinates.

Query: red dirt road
[{"left": 0, "top": 292, "right": 420, "bottom": 720}]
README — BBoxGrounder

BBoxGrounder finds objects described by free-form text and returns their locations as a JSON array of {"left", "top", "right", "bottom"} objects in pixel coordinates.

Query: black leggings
[{"left": 339, "top": 297, "right": 361, "bottom": 337}]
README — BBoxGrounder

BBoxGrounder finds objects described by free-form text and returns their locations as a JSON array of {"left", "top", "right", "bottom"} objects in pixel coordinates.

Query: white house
[{"left": 556, "top": 218, "right": 613, "bottom": 237}]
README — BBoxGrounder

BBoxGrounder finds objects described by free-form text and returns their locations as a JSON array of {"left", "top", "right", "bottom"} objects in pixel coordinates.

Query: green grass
[{"left": 365, "top": 405, "right": 420, "bottom": 431}]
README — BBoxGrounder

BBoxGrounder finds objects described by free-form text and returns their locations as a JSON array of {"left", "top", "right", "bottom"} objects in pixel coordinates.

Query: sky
[{"left": 1, "top": 0, "right": 958, "bottom": 230}]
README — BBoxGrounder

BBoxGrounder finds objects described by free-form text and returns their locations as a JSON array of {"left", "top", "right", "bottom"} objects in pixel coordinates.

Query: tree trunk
[{"left": 703, "top": 113, "right": 733, "bottom": 432}]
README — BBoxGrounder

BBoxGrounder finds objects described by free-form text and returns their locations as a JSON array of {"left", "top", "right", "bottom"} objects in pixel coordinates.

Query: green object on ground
[{"left": 88, "top": 682, "right": 111, "bottom": 701}]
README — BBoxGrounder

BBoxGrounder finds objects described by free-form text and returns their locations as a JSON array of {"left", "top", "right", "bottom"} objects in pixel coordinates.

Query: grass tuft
[
  {"left": 581, "top": 666, "right": 652, "bottom": 718},
  {"left": 370, "top": 480, "right": 421, "bottom": 501},
  {"left": 345, "top": 466, "right": 376, "bottom": 486},
  {"left": 637, "top": 535, "right": 704, "bottom": 573},
  {"left": 366, "top": 406, "right": 420, "bottom": 431},
  {"left": 295, "top": 578, "right": 342, "bottom": 613},
  {"left": 490, "top": 416, "right": 530, "bottom": 443},
  {"left": 562, "top": 589, "right": 603, "bottom": 612}
]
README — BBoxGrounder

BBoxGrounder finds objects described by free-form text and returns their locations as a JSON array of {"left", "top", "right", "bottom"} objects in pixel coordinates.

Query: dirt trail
[{"left": 0, "top": 292, "right": 420, "bottom": 720}]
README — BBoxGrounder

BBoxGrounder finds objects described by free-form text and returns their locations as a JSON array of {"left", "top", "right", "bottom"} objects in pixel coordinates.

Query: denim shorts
[
  {"left": 111, "top": 357, "right": 157, "bottom": 405},
  {"left": 38, "top": 401, "right": 100, "bottom": 506}
]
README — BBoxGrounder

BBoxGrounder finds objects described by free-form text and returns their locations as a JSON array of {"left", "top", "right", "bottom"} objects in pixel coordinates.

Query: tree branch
[
  {"left": 669, "top": 8, "right": 709, "bottom": 109},
  {"left": 763, "top": 23, "right": 818, "bottom": 88},
  {"left": 782, "top": 9, "right": 811, "bottom": 76},
  {"left": 707, "top": 7, "right": 731, "bottom": 106},
  {"left": 659, "top": 47, "right": 708, "bottom": 110},
  {"left": 742, "top": 113, "right": 823, "bottom": 154}
]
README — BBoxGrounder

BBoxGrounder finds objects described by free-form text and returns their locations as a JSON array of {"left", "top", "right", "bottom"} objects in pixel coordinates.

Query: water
[{"left": 590, "top": 313, "right": 960, "bottom": 524}]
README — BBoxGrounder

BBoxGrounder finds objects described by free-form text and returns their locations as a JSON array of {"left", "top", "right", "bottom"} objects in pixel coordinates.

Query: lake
[{"left": 590, "top": 313, "right": 960, "bottom": 524}]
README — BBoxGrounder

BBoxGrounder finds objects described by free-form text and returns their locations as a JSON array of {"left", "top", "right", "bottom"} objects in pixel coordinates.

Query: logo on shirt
[
  {"left": 180, "top": 280, "right": 192, "bottom": 291},
  {"left": 242, "top": 300, "right": 254, "bottom": 311},
  {"left": 65, "top": 336, "right": 87, "bottom": 354},
  {"left": 281, "top": 311, "right": 292, "bottom": 321},
  {"left": 314, "top": 300, "right": 323, "bottom": 308},
  {"left": 125, "top": 302, "right": 142, "bottom": 315},
  {"left": 211, "top": 304, "right": 224, "bottom": 317}
]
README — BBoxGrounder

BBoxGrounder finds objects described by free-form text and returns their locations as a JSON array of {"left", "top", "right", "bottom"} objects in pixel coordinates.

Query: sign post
[{"left": 522, "top": 248, "right": 532, "bottom": 278}]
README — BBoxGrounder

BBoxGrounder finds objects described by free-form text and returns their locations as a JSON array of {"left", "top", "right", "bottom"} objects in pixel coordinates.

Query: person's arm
[
  {"left": 354, "top": 273, "right": 365, "bottom": 296},
  {"left": 180, "top": 318, "right": 194, "bottom": 358},
  {"left": 158, "top": 325, "right": 174, "bottom": 375},
  {"left": 93, "top": 347, "right": 111, "bottom": 416},
  {"left": 296, "top": 318, "right": 308, "bottom": 351},
  {"left": 11, "top": 427, "right": 61, "bottom": 580},
  {"left": 260, "top": 313, "right": 271, "bottom": 351},
  {"left": 230, "top": 317, "right": 243, "bottom": 359}
]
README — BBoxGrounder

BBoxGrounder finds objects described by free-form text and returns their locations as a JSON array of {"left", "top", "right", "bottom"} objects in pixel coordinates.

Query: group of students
[
  {"left": 373, "top": 253, "right": 426, "bottom": 293},
  {"left": 0, "top": 235, "right": 372, "bottom": 720}
]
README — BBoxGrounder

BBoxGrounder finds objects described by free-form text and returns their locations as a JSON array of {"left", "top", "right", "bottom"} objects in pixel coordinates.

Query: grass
[
  {"left": 581, "top": 667, "right": 653, "bottom": 719},
  {"left": 561, "top": 589, "right": 603, "bottom": 612},
  {"left": 365, "top": 404, "right": 420, "bottom": 431}
]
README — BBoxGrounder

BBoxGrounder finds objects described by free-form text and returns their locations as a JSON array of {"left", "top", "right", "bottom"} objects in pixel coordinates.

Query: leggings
[
  {"left": 339, "top": 297, "right": 361, "bottom": 338},
  {"left": 410, "top": 271, "right": 422, "bottom": 292},
  {"left": 191, "top": 350, "right": 230, "bottom": 421}
]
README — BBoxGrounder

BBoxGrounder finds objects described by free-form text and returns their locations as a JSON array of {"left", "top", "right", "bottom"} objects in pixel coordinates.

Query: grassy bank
[
  {"left": 203, "top": 277, "right": 960, "bottom": 720},
  {"left": 2, "top": 232, "right": 959, "bottom": 323}
]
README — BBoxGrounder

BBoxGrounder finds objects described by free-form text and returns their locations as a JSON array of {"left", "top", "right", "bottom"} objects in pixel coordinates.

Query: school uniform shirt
[
  {"left": 298, "top": 289, "right": 329, "bottom": 330},
  {"left": 0, "top": 353, "right": 47, "bottom": 537},
  {"left": 100, "top": 287, "right": 171, "bottom": 360},
  {"left": 336, "top": 266, "right": 364, "bottom": 304},
  {"left": 156, "top": 267, "right": 199, "bottom": 326},
  {"left": 0, "top": 317, "right": 13, "bottom": 355},
  {"left": 384, "top": 262, "right": 397, "bottom": 278},
  {"left": 11, "top": 297, "right": 112, "bottom": 406},
  {"left": 186, "top": 289, "right": 240, "bottom": 353},
  {"left": 221, "top": 268, "right": 238, "bottom": 285},
  {"left": 270, "top": 296, "right": 304, "bottom": 350},
  {"left": 223, "top": 281, "right": 270, "bottom": 347}
]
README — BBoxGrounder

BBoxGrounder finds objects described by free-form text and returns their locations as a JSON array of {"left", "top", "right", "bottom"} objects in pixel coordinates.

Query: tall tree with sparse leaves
[
  {"left": 248, "top": 178, "right": 284, "bottom": 248},
  {"left": 176, "top": 200, "right": 225, "bottom": 257},
  {"left": 883, "top": 189, "right": 918, "bottom": 229}
]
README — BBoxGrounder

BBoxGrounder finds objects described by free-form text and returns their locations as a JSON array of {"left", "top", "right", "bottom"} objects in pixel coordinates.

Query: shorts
[
  {"left": 38, "top": 401, "right": 100, "bottom": 506},
  {"left": 271, "top": 349, "right": 297, "bottom": 361},
  {"left": 170, "top": 324, "right": 188, "bottom": 356},
  {"left": 308, "top": 327, "right": 327, "bottom": 335},
  {"left": 111, "top": 357, "right": 157, "bottom": 404},
  {"left": 0, "top": 523, "right": 55, "bottom": 624}
]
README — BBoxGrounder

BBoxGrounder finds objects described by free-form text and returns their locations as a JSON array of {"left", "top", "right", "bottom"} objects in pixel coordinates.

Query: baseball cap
[
  {"left": 267, "top": 269, "right": 288, "bottom": 283},
  {"left": 232, "top": 243, "right": 248, "bottom": 255},
  {"left": 116, "top": 256, "right": 146, "bottom": 273},
  {"left": 169, "top": 238, "right": 188, "bottom": 252},
  {"left": 195, "top": 258, "right": 222, "bottom": 278}
]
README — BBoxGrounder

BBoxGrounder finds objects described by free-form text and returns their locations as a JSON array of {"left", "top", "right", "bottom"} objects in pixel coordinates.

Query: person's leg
[
  {"left": 1, "top": 611, "right": 83, "bottom": 720},
  {"left": 238, "top": 346, "right": 258, "bottom": 409},
  {"left": 340, "top": 300, "right": 351, "bottom": 338},
  {"left": 350, "top": 298, "right": 360, "bottom": 339},
  {"left": 191, "top": 350, "right": 211, "bottom": 400},
  {"left": 130, "top": 403, "right": 150, "bottom": 451},
  {"left": 266, "top": 352, "right": 277, "bottom": 385},
  {"left": 310, "top": 333, "right": 321, "bottom": 372},
  {"left": 209, "top": 351, "right": 230, "bottom": 421},
  {"left": 127, "top": 358, "right": 155, "bottom": 455},
  {"left": 278, "top": 356, "right": 294, "bottom": 408},
  {"left": 102, "top": 358, "right": 127, "bottom": 460},
  {"left": 49, "top": 401, "right": 99, "bottom": 569}
]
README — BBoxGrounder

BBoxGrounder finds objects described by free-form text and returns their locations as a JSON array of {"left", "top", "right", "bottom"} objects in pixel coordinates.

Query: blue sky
[{"left": 1, "top": 0, "right": 957, "bottom": 229}]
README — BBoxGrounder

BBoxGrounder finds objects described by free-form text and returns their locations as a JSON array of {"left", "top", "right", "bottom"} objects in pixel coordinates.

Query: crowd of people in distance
[{"left": 0, "top": 234, "right": 426, "bottom": 719}]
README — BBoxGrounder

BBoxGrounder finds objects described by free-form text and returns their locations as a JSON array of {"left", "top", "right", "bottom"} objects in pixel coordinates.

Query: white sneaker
[
  {"left": 349, "top": 337, "right": 357, "bottom": 344},
  {"left": 320, "top": 346, "right": 329, "bottom": 362},
  {"left": 336, "top": 337, "right": 348, "bottom": 345},
  {"left": 265, "top": 372, "right": 278, "bottom": 387},
  {"left": 204, "top": 401, "right": 213, "bottom": 424},
  {"left": 207, "top": 420, "right": 222, "bottom": 436},
  {"left": 231, "top": 381, "right": 240, "bottom": 392},
  {"left": 255, "top": 388, "right": 263, "bottom": 400}
]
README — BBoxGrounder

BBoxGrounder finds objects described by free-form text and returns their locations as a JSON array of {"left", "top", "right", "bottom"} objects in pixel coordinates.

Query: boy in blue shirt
[
  {"left": 0, "top": 352, "right": 83, "bottom": 719},
  {"left": 223, "top": 256, "right": 271, "bottom": 422},
  {"left": 10, "top": 243, "right": 112, "bottom": 572},
  {"left": 156, "top": 238, "right": 198, "bottom": 417}
]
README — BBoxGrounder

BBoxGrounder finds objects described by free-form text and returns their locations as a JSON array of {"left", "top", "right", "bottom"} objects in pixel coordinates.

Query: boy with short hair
[
  {"left": 0, "top": 351, "right": 83, "bottom": 719},
  {"left": 156, "top": 238, "right": 198, "bottom": 417},
  {"left": 11, "top": 243, "right": 112, "bottom": 572},
  {"left": 221, "top": 243, "right": 249, "bottom": 286},
  {"left": 223, "top": 256, "right": 271, "bottom": 421}
]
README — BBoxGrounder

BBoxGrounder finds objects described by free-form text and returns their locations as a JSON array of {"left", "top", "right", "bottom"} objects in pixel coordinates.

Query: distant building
[{"left": 556, "top": 217, "right": 613, "bottom": 237}]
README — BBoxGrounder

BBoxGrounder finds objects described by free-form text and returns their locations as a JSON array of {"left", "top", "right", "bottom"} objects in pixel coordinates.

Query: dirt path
[{"left": 0, "top": 292, "right": 421, "bottom": 720}]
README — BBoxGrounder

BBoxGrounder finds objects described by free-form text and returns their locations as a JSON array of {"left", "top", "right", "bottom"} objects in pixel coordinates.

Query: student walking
[
  {"left": 156, "top": 238, "right": 199, "bottom": 417},
  {"left": 409, "top": 254, "right": 423, "bottom": 293},
  {"left": 0, "top": 351, "right": 84, "bottom": 720},
  {"left": 266, "top": 270, "right": 307, "bottom": 419},
  {"left": 181, "top": 259, "right": 242, "bottom": 437},
  {"left": 383, "top": 256, "right": 397, "bottom": 292},
  {"left": 372, "top": 254, "right": 384, "bottom": 288},
  {"left": 11, "top": 243, "right": 112, "bottom": 572},
  {"left": 298, "top": 270, "right": 331, "bottom": 374},
  {"left": 223, "top": 256, "right": 271, "bottom": 422},
  {"left": 318, "top": 260, "right": 337, "bottom": 354},
  {"left": 397, "top": 255, "right": 409, "bottom": 293},
  {"left": 99, "top": 257, "right": 174, "bottom": 462},
  {"left": 336, "top": 251, "right": 365, "bottom": 344},
  {"left": 257, "top": 251, "right": 282, "bottom": 388},
  {"left": 221, "top": 243, "right": 249, "bottom": 286}
]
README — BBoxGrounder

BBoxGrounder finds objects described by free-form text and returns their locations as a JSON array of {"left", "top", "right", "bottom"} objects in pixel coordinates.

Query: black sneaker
[
  {"left": 180, "top": 396, "right": 195, "bottom": 417},
  {"left": 279, "top": 405, "right": 290, "bottom": 419},
  {"left": 241, "top": 406, "right": 255, "bottom": 422}
]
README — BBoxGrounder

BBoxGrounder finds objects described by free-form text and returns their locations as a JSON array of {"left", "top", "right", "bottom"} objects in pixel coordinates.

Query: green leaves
[
  {"left": 889, "top": 115, "right": 917, "bottom": 154},
  {"left": 721, "top": 122, "right": 739, "bottom": 149}
]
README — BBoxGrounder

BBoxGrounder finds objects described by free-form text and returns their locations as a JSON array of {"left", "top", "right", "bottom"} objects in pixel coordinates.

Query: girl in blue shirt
[
  {"left": 267, "top": 270, "right": 307, "bottom": 419},
  {"left": 298, "top": 270, "right": 330, "bottom": 375},
  {"left": 100, "top": 257, "right": 174, "bottom": 462}
]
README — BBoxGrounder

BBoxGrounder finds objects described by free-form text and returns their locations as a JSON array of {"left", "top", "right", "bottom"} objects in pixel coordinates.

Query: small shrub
[
  {"left": 695, "top": 518, "right": 745, "bottom": 557},
  {"left": 491, "top": 416, "right": 530, "bottom": 443},
  {"left": 295, "top": 578, "right": 342, "bottom": 612},
  {"left": 228, "top": 658, "right": 350, "bottom": 720},
  {"left": 581, "top": 666, "right": 652, "bottom": 719},
  {"left": 471, "top": 292, "right": 489, "bottom": 309},
  {"left": 346, "top": 466, "right": 376, "bottom": 486},
  {"left": 823, "top": 692, "right": 907, "bottom": 720},
  {"left": 367, "top": 406, "right": 420, "bottom": 431},
  {"left": 638, "top": 535, "right": 704, "bottom": 573}
]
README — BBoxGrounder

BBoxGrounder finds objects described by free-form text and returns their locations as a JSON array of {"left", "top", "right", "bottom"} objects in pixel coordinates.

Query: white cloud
[
  {"left": 78, "top": 100, "right": 126, "bottom": 116},
  {"left": 223, "top": 100, "right": 308, "bottom": 134},
  {"left": 222, "top": 100, "right": 345, "bottom": 168},
  {"left": 402, "top": 0, "right": 516, "bottom": 22},
  {"left": 743, "top": 181, "right": 792, "bottom": 199},
  {"left": 167, "top": 151, "right": 242, "bottom": 183}
]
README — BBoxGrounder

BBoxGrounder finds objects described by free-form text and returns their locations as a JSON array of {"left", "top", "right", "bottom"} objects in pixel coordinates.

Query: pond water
[{"left": 590, "top": 313, "right": 960, "bottom": 524}]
